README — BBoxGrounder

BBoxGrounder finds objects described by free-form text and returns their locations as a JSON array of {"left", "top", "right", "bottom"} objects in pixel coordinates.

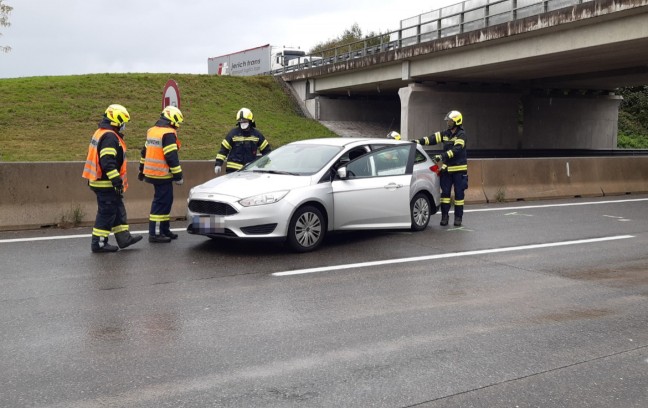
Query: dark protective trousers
[
  {"left": 93, "top": 189, "right": 128, "bottom": 236},
  {"left": 440, "top": 171, "right": 468, "bottom": 218},
  {"left": 149, "top": 182, "right": 174, "bottom": 236}
]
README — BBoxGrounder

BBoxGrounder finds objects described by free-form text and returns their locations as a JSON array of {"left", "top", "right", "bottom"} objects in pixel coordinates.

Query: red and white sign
[{"left": 162, "top": 80, "right": 181, "bottom": 109}]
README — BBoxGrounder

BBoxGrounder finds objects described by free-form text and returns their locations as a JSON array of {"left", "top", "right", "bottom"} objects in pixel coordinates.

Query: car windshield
[{"left": 244, "top": 143, "right": 342, "bottom": 175}]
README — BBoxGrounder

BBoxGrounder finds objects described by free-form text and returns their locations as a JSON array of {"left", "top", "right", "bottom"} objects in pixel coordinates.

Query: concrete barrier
[
  {"left": 480, "top": 157, "right": 648, "bottom": 202},
  {"left": 0, "top": 161, "right": 216, "bottom": 231},
  {"left": 1, "top": 157, "right": 647, "bottom": 231}
]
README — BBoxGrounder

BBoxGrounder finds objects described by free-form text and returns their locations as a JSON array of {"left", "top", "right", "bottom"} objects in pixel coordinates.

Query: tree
[
  {"left": 617, "top": 86, "right": 648, "bottom": 148},
  {"left": 309, "top": 23, "right": 390, "bottom": 58},
  {"left": 1, "top": 0, "right": 12, "bottom": 53}
]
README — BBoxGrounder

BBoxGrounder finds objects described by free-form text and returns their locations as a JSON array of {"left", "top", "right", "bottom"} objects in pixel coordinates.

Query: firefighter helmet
[
  {"left": 445, "top": 110, "right": 463, "bottom": 128},
  {"left": 105, "top": 104, "right": 130, "bottom": 126},
  {"left": 236, "top": 108, "right": 254, "bottom": 123},
  {"left": 162, "top": 105, "right": 184, "bottom": 127},
  {"left": 386, "top": 131, "right": 401, "bottom": 140}
]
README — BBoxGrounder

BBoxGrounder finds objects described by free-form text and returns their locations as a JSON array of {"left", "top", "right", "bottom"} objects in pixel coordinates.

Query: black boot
[
  {"left": 440, "top": 214, "right": 449, "bottom": 226},
  {"left": 115, "top": 231, "right": 143, "bottom": 249},
  {"left": 454, "top": 217, "right": 462, "bottom": 227},
  {"left": 164, "top": 231, "right": 179, "bottom": 240},
  {"left": 91, "top": 236, "right": 118, "bottom": 253},
  {"left": 161, "top": 221, "right": 178, "bottom": 239},
  {"left": 149, "top": 234, "right": 172, "bottom": 243}
]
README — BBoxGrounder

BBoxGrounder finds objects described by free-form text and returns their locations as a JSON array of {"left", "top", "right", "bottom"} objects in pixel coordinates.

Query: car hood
[{"left": 191, "top": 171, "right": 313, "bottom": 199}]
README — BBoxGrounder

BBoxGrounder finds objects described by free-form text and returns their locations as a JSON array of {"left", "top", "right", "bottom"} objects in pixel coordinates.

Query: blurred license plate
[{"left": 192, "top": 215, "right": 224, "bottom": 233}]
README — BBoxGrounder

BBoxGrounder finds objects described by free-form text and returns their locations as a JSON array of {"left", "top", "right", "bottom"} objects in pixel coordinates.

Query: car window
[
  {"left": 346, "top": 145, "right": 410, "bottom": 178},
  {"left": 247, "top": 144, "right": 341, "bottom": 175},
  {"left": 414, "top": 149, "right": 427, "bottom": 164}
]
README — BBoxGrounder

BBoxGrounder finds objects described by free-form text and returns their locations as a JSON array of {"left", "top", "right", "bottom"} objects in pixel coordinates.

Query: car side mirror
[{"left": 337, "top": 166, "right": 348, "bottom": 180}]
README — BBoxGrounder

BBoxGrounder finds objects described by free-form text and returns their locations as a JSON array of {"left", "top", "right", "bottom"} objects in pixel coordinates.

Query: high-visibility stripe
[
  {"left": 111, "top": 225, "right": 129, "bottom": 233},
  {"left": 454, "top": 138, "right": 465, "bottom": 147},
  {"left": 434, "top": 132, "right": 442, "bottom": 143},
  {"left": 106, "top": 169, "right": 120, "bottom": 179},
  {"left": 149, "top": 214, "right": 171, "bottom": 222},
  {"left": 222, "top": 140, "right": 232, "bottom": 150},
  {"left": 169, "top": 165, "right": 182, "bottom": 174},
  {"left": 231, "top": 136, "right": 260, "bottom": 143},
  {"left": 454, "top": 200, "right": 465, "bottom": 206},
  {"left": 163, "top": 144, "right": 178, "bottom": 154},
  {"left": 216, "top": 153, "right": 227, "bottom": 161},
  {"left": 92, "top": 228, "right": 110, "bottom": 237},
  {"left": 441, "top": 198, "right": 452, "bottom": 204},
  {"left": 89, "top": 180, "right": 113, "bottom": 188},
  {"left": 99, "top": 147, "right": 117, "bottom": 157},
  {"left": 226, "top": 161, "right": 244, "bottom": 170},
  {"left": 447, "top": 164, "right": 468, "bottom": 172}
]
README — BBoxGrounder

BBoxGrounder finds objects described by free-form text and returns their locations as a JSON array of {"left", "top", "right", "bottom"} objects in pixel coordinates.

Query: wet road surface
[{"left": 1, "top": 195, "right": 647, "bottom": 407}]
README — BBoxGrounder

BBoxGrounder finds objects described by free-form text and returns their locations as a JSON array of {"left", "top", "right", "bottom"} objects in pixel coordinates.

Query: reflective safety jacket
[
  {"left": 82, "top": 123, "right": 128, "bottom": 191},
  {"left": 215, "top": 126, "right": 271, "bottom": 172},
  {"left": 417, "top": 127, "right": 467, "bottom": 173},
  {"left": 141, "top": 120, "right": 182, "bottom": 184}
]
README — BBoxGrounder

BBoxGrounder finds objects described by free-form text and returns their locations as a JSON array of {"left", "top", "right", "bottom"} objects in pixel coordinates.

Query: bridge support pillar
[
  {"left": 398, "top": 83, "right": 519, "bottom": 148},
  {"left": 521, "top": 94, "right": 622, "bottom": 149}
]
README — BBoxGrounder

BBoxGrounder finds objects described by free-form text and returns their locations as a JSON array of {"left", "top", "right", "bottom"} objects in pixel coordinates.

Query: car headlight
[{"left": 239, "top": 190, "right": 289, "bottom": 207}]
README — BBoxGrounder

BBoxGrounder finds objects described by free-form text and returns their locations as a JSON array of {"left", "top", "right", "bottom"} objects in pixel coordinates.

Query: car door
[{"left": 331, "top": 144, "right": 415, "bottom": 230}]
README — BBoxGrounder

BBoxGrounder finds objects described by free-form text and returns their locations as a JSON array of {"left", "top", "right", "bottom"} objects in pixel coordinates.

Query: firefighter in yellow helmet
[
  {"left": 82, "top": 104, "right": 143, "bottom": 253},
  {"left": 214, "top": 108, "right": 271, "bottom": 174},
  {"left": 139, "top": 105, "right": 185, "bottom": 243},
  {"left": 413, "top": 110, "right": 468, "bottom": 227}
]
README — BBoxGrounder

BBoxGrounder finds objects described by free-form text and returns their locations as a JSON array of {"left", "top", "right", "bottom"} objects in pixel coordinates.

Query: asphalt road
[{"left": 1, "top": 195, "right": 647, "bottom": 407}]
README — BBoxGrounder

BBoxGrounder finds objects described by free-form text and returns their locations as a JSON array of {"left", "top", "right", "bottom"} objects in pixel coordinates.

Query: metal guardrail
[{"left": 272, "top": 0, "right": 593, "bottom": 75}]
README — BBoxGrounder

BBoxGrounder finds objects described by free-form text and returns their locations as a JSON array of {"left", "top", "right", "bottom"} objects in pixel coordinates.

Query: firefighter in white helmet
[{"left": 214, "top": 108, "right": 271, "bottom": 174}]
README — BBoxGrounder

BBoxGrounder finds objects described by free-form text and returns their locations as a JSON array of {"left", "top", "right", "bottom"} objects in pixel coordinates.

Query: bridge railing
[{"left": 272, "top": 0, "right": 592, "bottom": 75}]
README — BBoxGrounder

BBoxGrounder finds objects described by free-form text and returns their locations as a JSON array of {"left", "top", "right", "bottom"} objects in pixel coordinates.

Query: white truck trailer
[{"left": 207, "top": 44, "right": 309, "bottom": 76}]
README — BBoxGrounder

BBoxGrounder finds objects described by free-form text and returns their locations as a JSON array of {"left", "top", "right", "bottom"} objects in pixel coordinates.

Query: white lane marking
[
  {"left": 273, "top": 235, "right": 634, "bottom": 276},
  {"left": 0, "top": 228, "right": 185, "bottom": 243},
  {"left": 603, "top": 215, "right": 632, "bottom": 222},
  {"left": 464, "top": 197, "right": 648, "bottom": 213},
  {"left": 1, "top": 197, "right": 646, "bottom": 244}
]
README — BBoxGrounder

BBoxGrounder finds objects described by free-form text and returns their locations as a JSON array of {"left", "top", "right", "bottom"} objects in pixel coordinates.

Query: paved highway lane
[{"left": 1, "top": 195, "right": 647, "bottom": 407}]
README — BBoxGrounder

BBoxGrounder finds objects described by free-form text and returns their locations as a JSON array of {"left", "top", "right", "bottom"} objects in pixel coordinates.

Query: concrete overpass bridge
[{"left": 280, "top": 0, "right": 648, "bottom": 149}]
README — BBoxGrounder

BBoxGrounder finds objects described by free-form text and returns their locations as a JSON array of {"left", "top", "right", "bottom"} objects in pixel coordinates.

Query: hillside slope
[{"left": 0, "top": 74, "right": 337, "bottom": 162}]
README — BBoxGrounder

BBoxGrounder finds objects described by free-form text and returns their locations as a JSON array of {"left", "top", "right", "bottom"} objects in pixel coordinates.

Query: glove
[
  {"left": 433, "top": 155, "right": 443, "bottom": 163},
  {"left": 411, "top": 139, "right": 420, "bottom": 144},
  {"left": 214, "top": 166, "right": 222, "bottom": 175},
  {"left": 112, "top": 178, "right": 124, "bottom": 196},
  {"left": 439, "top": 164, "right": 448, "bottom": 172},
  {"left": 137, "top": 172, "right": 144, "bottom": 181},
  {"left": 175, "top": 178, "right": 184, "bottom": 185}
]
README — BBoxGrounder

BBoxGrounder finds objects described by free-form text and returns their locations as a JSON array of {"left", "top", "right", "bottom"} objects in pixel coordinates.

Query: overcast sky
[{"left": 0, "top": 0, "right": 458, "bottom": 79}]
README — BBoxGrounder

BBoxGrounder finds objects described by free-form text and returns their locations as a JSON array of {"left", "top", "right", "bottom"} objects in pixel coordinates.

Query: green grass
[{"left": 0, "top": 73, "right": 337, "bottom": 162}]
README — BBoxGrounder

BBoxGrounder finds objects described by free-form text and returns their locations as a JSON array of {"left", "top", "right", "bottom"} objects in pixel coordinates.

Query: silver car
[{"left": 186, "top": 137, "right": 440, "bottom": 252}]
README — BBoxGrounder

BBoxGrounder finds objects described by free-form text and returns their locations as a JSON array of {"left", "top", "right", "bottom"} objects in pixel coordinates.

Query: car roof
[{"left": 290, "top": 137, "right": 406, "bottom": 147}]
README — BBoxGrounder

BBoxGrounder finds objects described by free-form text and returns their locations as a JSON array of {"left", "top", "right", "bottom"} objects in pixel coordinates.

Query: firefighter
[
  {"left": 82, "top": 104, "right": 143, "bottom": 253},
  {"left": 139, "top": 106, "right": 185, "bottom": 243},
  {"left": 386, "top": 131, "right": 401, "bottom": 140},
  {"left": 214, "top": 108, "right": 271, "bottom": 174},
  {"left": 414, "top": 110, "right": 468, "bottom": 227}
]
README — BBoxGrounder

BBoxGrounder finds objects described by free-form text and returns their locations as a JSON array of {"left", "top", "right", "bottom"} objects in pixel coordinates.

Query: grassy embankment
[{"left": 0, "top": 73, "right": 337, "bottom": 162}]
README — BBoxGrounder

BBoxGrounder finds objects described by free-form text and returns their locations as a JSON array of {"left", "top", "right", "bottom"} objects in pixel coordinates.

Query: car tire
[
  {"left": 286, "top": 205, "right": 325, "bottom": 252},
  {"left": 410, "top": 192, "right": 431, "bottom": 231}
]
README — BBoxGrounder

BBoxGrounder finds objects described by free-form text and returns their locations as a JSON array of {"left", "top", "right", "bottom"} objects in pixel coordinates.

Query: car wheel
[
  {"left": 287, "top": 205, "right": 325, "bottom": 252},
  {"left": 411, "top": 192, "right": 431, "bottom": 231}
]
